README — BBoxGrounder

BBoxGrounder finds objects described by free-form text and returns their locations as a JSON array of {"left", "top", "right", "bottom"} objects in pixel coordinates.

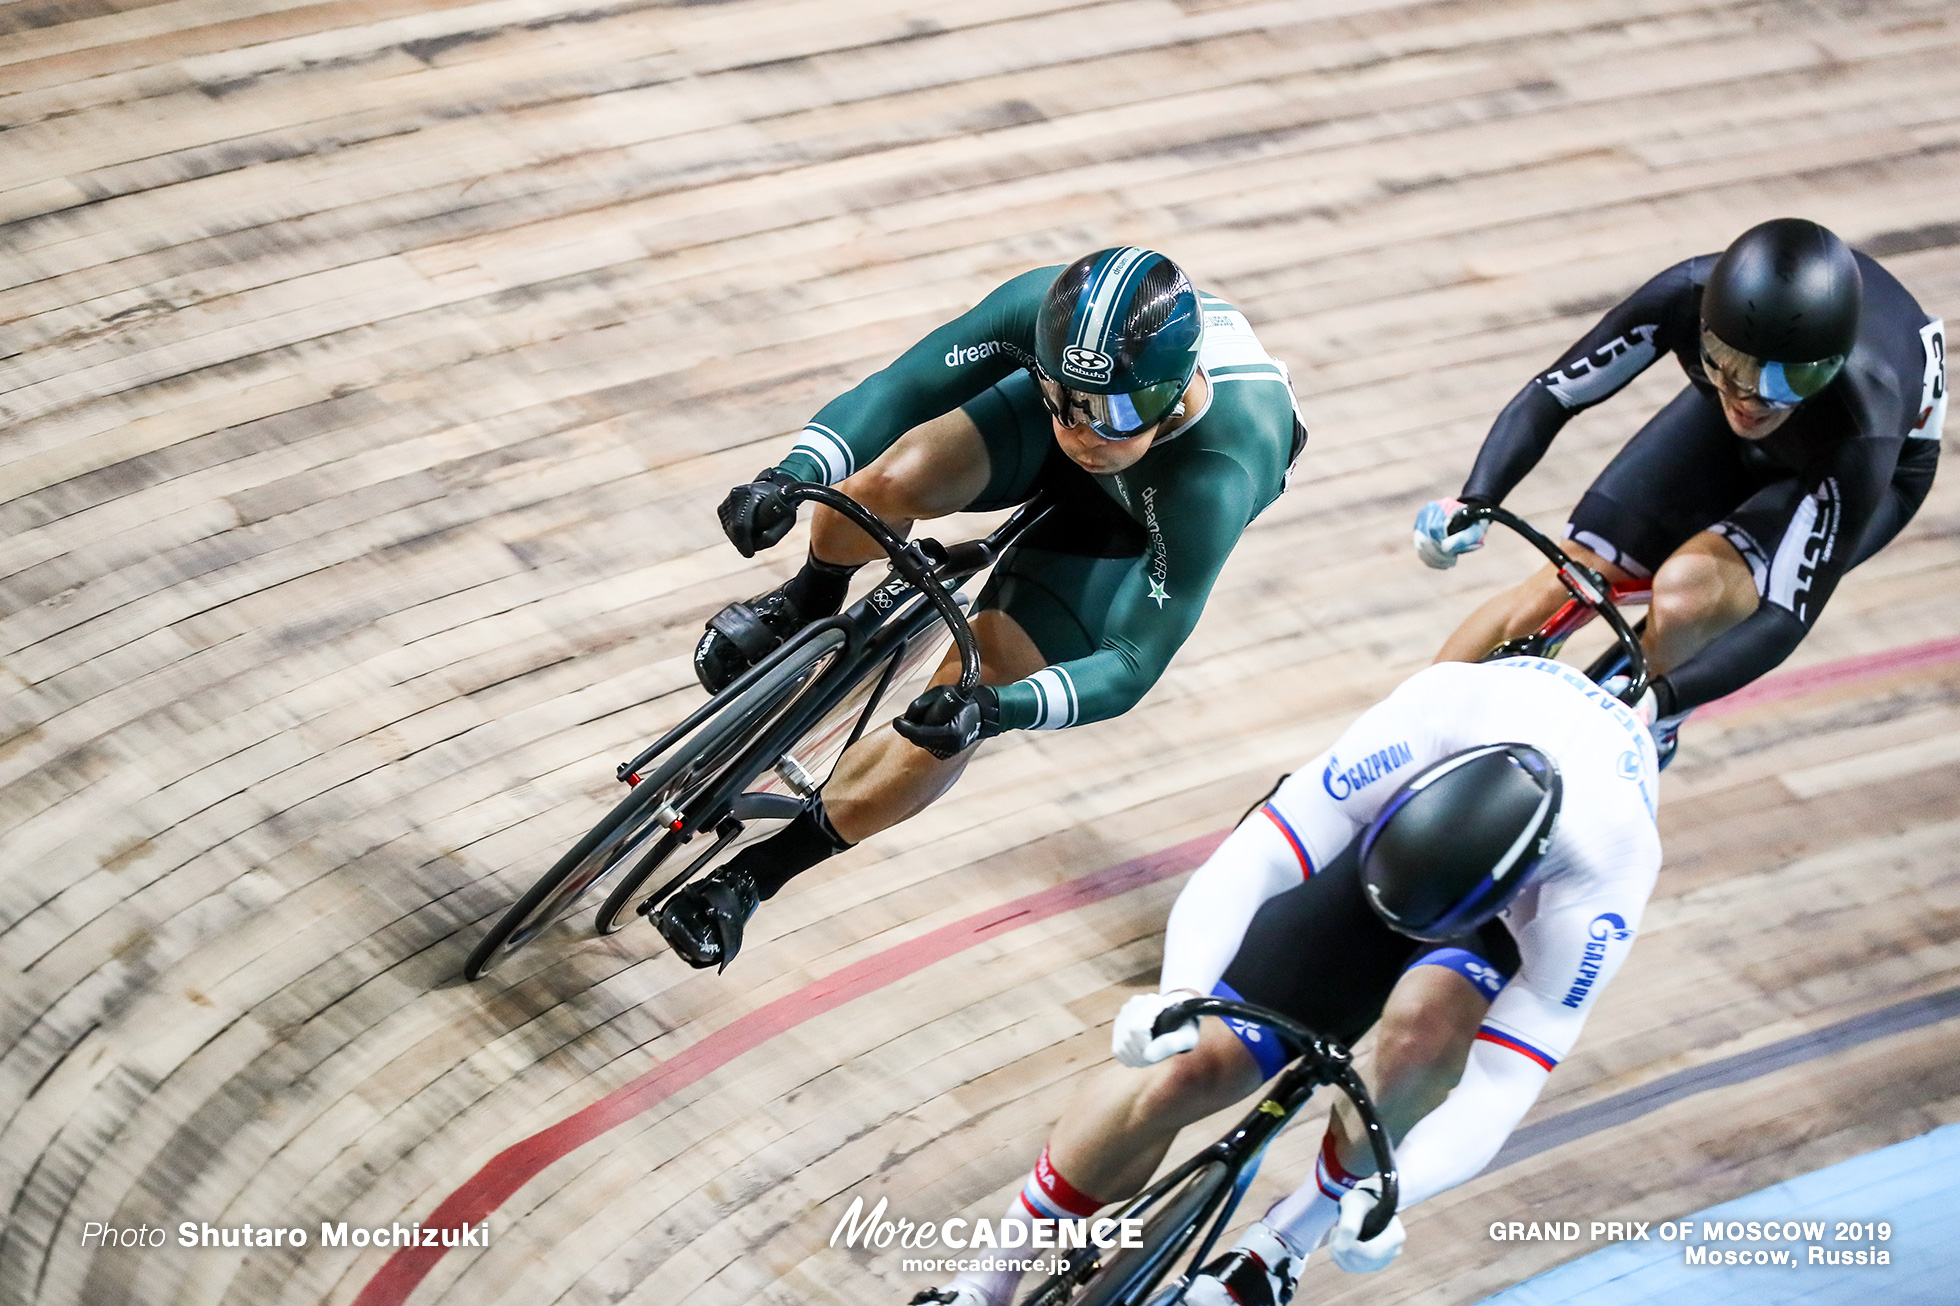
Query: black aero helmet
[
  {"left": 1034, "top": 247, "right": 1203, "bottom": 439},
  {"left": 1700, "top": 218, "right": 1862, "bottom": 406},
  {"left": 1359, "top": 744, "right": 1562, "bottom": 942}
]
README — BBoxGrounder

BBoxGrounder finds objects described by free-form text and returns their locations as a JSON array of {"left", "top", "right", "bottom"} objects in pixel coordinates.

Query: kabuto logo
[
  {"left": 1561, "top": 913, "right": 1632, "bottom": 1008},
  {"left": 1062, "top": 345, "right": 1113, "bottom": 384}
]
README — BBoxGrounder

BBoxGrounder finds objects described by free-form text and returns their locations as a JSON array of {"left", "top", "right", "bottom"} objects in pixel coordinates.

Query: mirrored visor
[
  {"left": 1699, "top": 326, "right": 1845, "bottom": 410},
  {"left": 1036, "top": 370, "right": 1184, "bottom": 440}
]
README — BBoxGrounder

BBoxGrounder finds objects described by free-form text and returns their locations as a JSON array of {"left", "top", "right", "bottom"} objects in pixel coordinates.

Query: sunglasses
[
  {"left": 1699, "top": 327, "right": 1844, "bottom": 411},
  {"left": 1035, "top": 368, "right": 1185, "bottom": 441}
]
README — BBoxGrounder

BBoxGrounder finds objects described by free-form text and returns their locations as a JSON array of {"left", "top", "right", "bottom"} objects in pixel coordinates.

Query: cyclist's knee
[
  {"left": 838, "top": 461, "right": 924, "bottom": 521},
  {"left": 1503, "top": 540, "right": 1632, "bottom": 637},
  {"left": 1370, "top": 967, "right": 1485, "bottom": 1107},
  {"left": 850, "top": 412, "right": 990, "bottom": 519},
  {"left": 925, "top": 609, "right": 1047, "bottom": 688},
  {"left": 1502, "top": 566, "right": 1580, "bottom": 635},
  {"left": 1373, "top": 1008, "right": 1474, "bottom": 1090},
  {"left": 1137, "top": 1026, "right": 1262, "bottom": 1120},
  {"left": 1652, "top": 539, "right": 1755, "bottom": 629}
]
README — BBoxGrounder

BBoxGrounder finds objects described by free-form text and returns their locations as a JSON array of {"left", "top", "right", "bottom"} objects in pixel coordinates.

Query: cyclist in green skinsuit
[{"left": 659, "top": 247, "right": 1307, "bottom": 970}]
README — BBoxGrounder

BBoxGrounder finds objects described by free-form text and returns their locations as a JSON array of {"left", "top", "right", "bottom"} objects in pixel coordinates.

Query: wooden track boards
[{"left": 1, "top": 0, "right": 1958, "bottom": 1303}]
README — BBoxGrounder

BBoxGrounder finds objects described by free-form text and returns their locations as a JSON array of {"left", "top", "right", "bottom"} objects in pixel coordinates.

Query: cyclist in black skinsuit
[{"left": 1417, "top": 218, "right": 1945, "bottom": 763}]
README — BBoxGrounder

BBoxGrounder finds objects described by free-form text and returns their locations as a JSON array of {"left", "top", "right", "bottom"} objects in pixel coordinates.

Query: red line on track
[
  {"left": 352, "top": 830, "right": 1226, "bottom": 1306},
  {"left": 1700, "top": 633, "right": 1960, "bottom": 718},
  {"left": 354, "top": 631, "right": 1960, "bottom": 1304}
]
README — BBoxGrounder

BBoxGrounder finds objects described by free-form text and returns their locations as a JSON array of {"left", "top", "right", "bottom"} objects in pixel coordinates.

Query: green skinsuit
[{"left": 778, "top": 267, "right": 1304, "bottom": 734}]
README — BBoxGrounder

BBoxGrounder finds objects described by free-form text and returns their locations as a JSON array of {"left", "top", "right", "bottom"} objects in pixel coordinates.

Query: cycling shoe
[
  {"left": 694, "top": 587, "right": 808, "bottom": 695},
  {"left": 652, "top": 864, "right": 761, "bottom": 972}
]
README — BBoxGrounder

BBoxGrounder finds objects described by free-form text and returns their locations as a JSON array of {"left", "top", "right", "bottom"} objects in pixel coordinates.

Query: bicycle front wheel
[
  {"left": 1021, "top": 1161, "right": 1231, "bottom": 1306},
  {"left": 465, "top": 627, "right": 846, "bottom": 978}
]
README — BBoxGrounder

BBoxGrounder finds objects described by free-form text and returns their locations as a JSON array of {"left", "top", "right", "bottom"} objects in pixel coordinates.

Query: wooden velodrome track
[{"left": 3, "top": 0, "right": 1958, "bottom": 1303}]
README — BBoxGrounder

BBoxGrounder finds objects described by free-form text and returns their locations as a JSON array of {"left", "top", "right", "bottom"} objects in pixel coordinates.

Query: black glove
[
  {"left": 894, "top": 685, "right": 1000, "bottom": 759},
  {"left": 717, "top": 468, "right": 801, "bottom": 557}
]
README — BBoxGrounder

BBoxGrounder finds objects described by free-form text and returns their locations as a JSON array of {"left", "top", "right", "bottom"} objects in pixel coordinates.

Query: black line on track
[{"left": 1491, "top": 984, "right": 1960, "bottom": 1171}]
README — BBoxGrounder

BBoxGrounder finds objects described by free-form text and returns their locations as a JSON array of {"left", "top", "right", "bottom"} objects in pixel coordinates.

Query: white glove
[
  {"left": 1329, "top": 1176, "right": 1406, "bottom": 1273},
  {"left": 1599, "top": 674, "right": 1658, "bottom": 727},
  {"left": 1412, "top": 498, "right": 1489, "bottom": 570},
  {"left": 1111, "top": 991, "right": 1201, "bottom": 1068}
]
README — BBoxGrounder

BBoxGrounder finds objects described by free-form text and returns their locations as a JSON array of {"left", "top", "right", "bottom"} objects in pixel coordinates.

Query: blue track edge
[{"left": 1475, "top": 1121, "right": 1960, "bottom": 1305}]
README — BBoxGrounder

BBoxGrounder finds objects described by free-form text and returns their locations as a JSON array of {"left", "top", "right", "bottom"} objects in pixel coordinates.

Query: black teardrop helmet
[
  {"left": 1360, "top": 744, "right": 1562, "bottom": 942},
  {"left": 1702, "top": 217, "right": 1862, "bottom": 365}
]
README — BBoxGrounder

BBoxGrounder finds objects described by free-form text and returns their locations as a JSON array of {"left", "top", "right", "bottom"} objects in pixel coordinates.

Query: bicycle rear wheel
[
  {"left": 1020, "top": 1161, "right": 1231, "bottom": 1306},
  {"left": 587, "top": 628, "right": 852, "bottom": 935},
  {"left": 591, "top": 616, "right": 947, "bottom": 934},
  {"left": 464, "top": 628, "right": 845, "bottom": 978}
]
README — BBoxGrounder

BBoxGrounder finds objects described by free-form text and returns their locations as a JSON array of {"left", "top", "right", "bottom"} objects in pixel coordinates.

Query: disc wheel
[{"left": 464, "top": 628, "right": 844, "bottom": 979}]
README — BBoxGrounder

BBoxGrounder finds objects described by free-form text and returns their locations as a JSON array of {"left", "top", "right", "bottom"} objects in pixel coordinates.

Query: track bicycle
[
  {"left": 464, "top": 483, "right": 1047, "bottom": 980},
  {"left": 991, "top": 515, "right": 1647, "bottom": 1303},
  {"left": 1454, "top": 503, "right": 1652, "bottom": 703},
  {"left": 997, "top": 997, "right": 1396, "bottom": 1306}
]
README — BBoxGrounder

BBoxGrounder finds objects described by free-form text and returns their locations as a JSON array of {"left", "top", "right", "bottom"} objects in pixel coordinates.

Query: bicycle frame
[
  {"left": 1153, "top": 998, "right": 1396, "bottom": 1245},
  {"left": 614, "top": 493, "right": 1050, "bottom": 852},
  {"left": 1450, "top": 502, "right": 1652, "bottom": 706},
  {"left": 1038, "top": 999, "right": 1397, "bottom": 1304}
]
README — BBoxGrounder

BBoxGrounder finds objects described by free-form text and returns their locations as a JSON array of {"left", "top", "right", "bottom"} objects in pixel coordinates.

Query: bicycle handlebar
[
  {"left": 784, "top": 482, "right": 984, "bottom": 695},
  {"left": 1448, "top": 502, "right": 1651, "bottom": 706},
  {"left": 1152, "top": 996, "right": 1400, "bottom": 1241}
]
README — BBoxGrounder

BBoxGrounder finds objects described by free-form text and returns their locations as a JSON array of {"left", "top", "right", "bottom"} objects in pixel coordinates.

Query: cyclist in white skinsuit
[{"left": 916, "top": 658, "right": 1662, "bottom": 1306}]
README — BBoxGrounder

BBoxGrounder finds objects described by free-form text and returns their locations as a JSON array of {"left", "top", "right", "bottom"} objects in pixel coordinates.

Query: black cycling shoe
[
  {"left": 652, "top": 864, "right": 761, "bottom": 972},
  {"left": 694, "top": 586, "right": 809, "bottom": 695}
]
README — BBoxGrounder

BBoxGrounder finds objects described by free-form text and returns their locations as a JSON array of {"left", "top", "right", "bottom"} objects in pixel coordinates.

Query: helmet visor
[
  {"left": 1036, "top": 370, "right": 1184, "bottom": 441},
  {"left": 1699, "top": 326, "right": 1844, "bottom": 410}
]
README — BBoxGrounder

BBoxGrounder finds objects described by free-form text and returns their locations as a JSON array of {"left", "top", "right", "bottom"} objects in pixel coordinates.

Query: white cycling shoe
[{"left": 1154, "top": 1222, "right": 1300, "bottom": 1306}]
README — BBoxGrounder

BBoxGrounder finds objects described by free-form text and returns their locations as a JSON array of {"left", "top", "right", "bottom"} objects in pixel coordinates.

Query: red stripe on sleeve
[
  {"left": 1260, "top": 805, "right": 1314, "bottom": 878},
  {"left": 1475, "top": 1028, "right": 1558, "bottom": 1071}
]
